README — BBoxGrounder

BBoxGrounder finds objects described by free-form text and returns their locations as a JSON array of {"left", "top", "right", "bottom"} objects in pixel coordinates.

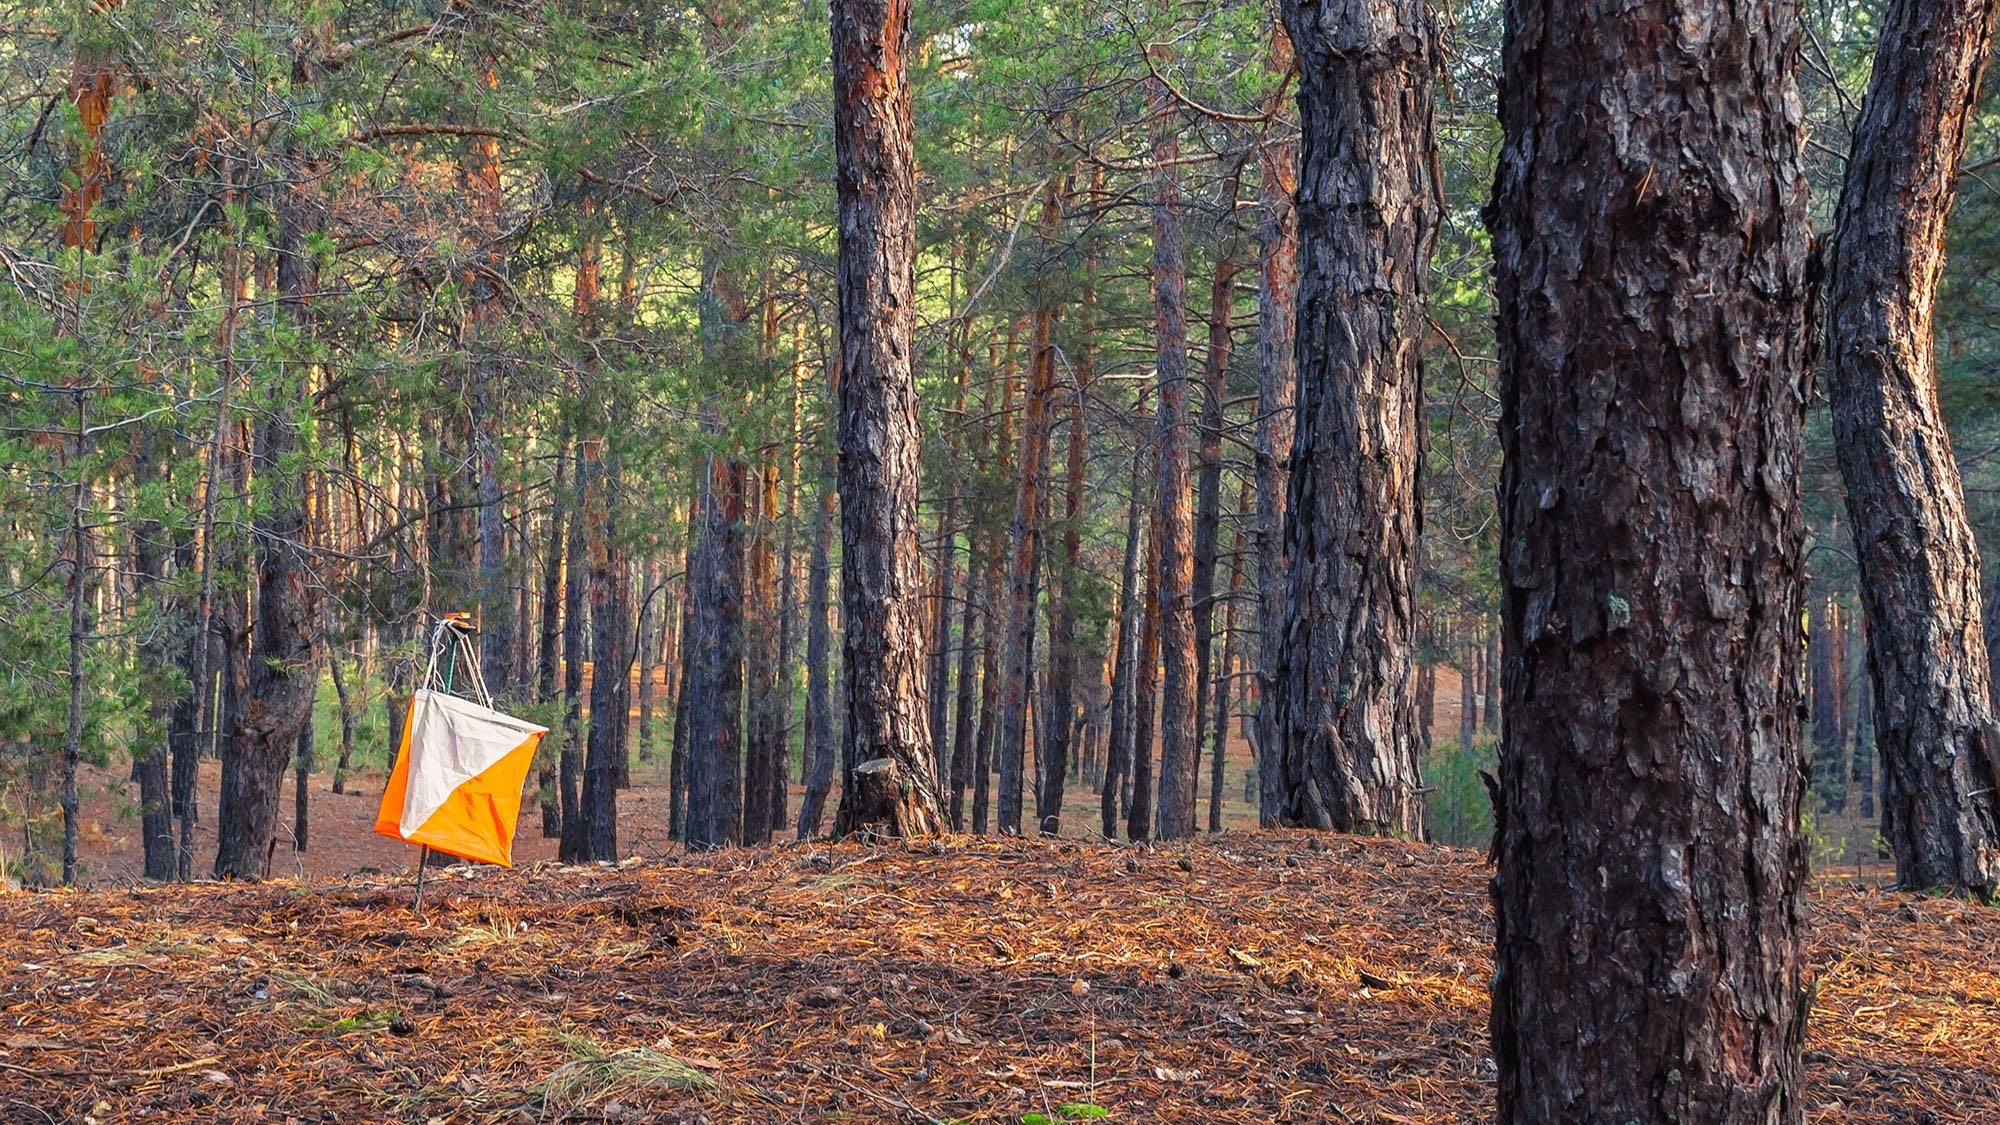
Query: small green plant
[{"left": 1022, "top": 1104, "right": 1109, "bottom": 1124}]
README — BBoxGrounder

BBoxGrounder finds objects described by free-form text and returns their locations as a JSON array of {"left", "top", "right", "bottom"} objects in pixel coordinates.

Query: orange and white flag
[{"left": 374, "top": 689, "right": 549, "bottom": 867}]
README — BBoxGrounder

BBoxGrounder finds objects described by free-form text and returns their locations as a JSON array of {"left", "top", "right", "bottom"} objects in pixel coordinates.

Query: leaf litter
[{"left": 0, "top": 833, "right": 1993, "bottom": 1122}]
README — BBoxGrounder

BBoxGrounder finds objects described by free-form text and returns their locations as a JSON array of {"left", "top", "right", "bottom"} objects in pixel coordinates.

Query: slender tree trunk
[
  {"left": 1190, "top": 246, "right": 1238, "bottom": 835},
  {"left": 537, "top": 452, "right": 568, "bottom": 836},
  {"left": 1488, "top": 0, "right": 1815, "bottom": 1115},
  {"left": 467, "top": 57, "right": 514, "bottom": 702},
  {"left": 929, "top": 494, "right": 958, "bottom": 790},
  {"left": 132, "top": 443, "right": 176, "bottom": 880},
  {"left": 1147, "top": 69, "right": 1200, "bottom": 841},
  {"left": 60, "top": 396, "right": 88, "bottom": 886},
  {"left": 1254, "top": 25, "right": 1299, "bottom": 828},
  {"left": 797, "top": 466, "right": 838, "bottom": 839},
  {"left": 1272, "top": 0, "right": 1436, "bottom": 838},
  {"left": 636, "top": 558, "right": 658, "bottom": 765},
  {"left": 831, "top": 0, "right": 941, "bottom": 837},
  {"left": 293, "top": 714, "right": 313, "bottom": 852},
  {"left": 569, "top": 440, "right": 628, "bottom": 862},
  {"left": 559, "top": 458, "right": 588, "bottom": 847},
  {"left": 1827, "top": 0, "right": 2000, "bottom": 896},
  {"left": 949, "top": 530, "right": 982, "bottom": 831},
  {"left": 1102, "top": 456, "right": 1146, "bottom": 840},
  {"left": 1000, "top": 179, "right": 1062, "bottom": 835},
  {"left": 1128, "top": 524, "right": 1160, "bottom": 843},
  {"left": 744, "top": 455, "right": 783, "bottom": 843},
  {"left": 1208, "top": 481, "right": 1249, "bottom": 833},
  {"left": 972, "top": 549, "right": 1003, "bottom": 834},
  {"left": 1810, "top": 592, "right": 1847, "bottom": 813},
  {"left": 1039, "top": 255, "right": 1091, "bottom": 837}
]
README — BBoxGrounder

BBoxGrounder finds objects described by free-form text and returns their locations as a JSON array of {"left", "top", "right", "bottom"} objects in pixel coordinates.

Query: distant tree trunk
[
  {"left": 327, "top": 629, "right": 358, "bottom": 797},
  {"left": 1208, "top": 481, "right": 1250, "bottom": 832},
  {"left": 670, "top": 514, "right": 698, "bottom": 843},
  {"left": 1271, "top": 0, "right": 1435, "bottom": 838},
  {"left": 538, "top": 452, "right": 568, "bottom": 837},
  {"left": 293, "top": 714, "right": 313, "bottom": 852},
  {"left": 830, "top": 0, "right": 942, "bottom": 838},
  {"left": 214, "top": 157, "right": 323, "bottom": 881},
  {"left": 559, "top": 458, "right": 588, "bottom": 845},
  {"left": 686, "top": 451, "right": 747, "bottom": 850},
  {"left": 1000, "top": 180, "right": 1062, "bottom": 836},
  {"left": 636, "top": 557, "right": 659, "bottom": 765},
  {"left": 1039, "top": 269, "right": 1091, "bottom": 837},
  {"left": 570, "top": 443, "right": 627, "bottom": 863},
  {"left": 1827, "top": 0, "right": 2000, "bottom": 896},
  {"left": 1190, "top": 245, "right": 1239, "bottom": 835},
  {"left": 797, "top": 467, "right": 839, "bottom": 839},
  {"left": 972, "top": 550, "right": 1003, "bottom": 834},
  {"left": 929, "top": 493, "right": 958, "bottom": 790},
  {"left": 467, "top": 58, "right": 514, "bottom": 703},
  {"left": 1488, "top": 0, "right": 1815, "bottom": 1114},
  {"left": 1147, "top": 68, "right": 1200, "bottom": 841},
  {"left": 1103, "top": 457, "right": 1146, "bottom": 840},
  {"left": 744, "top": 455, "right": 783, "bottom": 843},
  {"left": 1481, "top": 628, "right": 1499, "bottom": 735},
  {"left": 1253, "top": 23, "right": 1298, "bottom": 829},
  {"left": 1810, "top": 593, "right": 1847, "bottom": 813},
  {"left": 1128, "top": 526, "right": 1160, "bottom": 843},
  {"left": 1458, "top": 643, "right": 1477, "bottom": 750},
  {"left": 132, "top": 444, "right": 177, "bottom": 880},
  {"left": 950, "top": 529, "right": 983, "bottom": 830},
  {"left": 1855, "top": 670, "right": 1878, "bottom": 820}
]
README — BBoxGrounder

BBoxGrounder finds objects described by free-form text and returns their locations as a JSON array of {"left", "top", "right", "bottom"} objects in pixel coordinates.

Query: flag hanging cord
[{"left": 412, "top": 615, "right": 485, "bottom": 916}]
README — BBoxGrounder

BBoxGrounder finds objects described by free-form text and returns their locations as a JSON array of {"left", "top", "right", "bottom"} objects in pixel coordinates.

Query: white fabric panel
[{"left": 399, "top": 688, "right": 552, "bottom": 836}]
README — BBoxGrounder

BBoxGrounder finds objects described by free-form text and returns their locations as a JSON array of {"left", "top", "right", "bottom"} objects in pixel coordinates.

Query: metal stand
[{"left": 407, "top": 616, "right": 491, "bottom": 915}]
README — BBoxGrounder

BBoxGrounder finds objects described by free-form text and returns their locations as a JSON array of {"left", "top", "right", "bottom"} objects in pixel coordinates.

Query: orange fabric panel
[
  {"left": 372, "top": 697, "right": 420, "bottom": 839},
  {"left": 400, "top": 733, "right": 544, "bottom": 867}
]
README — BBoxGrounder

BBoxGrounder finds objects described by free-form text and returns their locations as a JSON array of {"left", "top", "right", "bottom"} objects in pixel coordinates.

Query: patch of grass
[{"left": 529, "top": 1036, "right": 719, "bottom": 1118}]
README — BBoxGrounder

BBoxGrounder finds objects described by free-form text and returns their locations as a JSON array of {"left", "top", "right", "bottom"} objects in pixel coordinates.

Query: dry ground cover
[{"left": 1, "top": 834, "right": 1994, "bottom": 1124}]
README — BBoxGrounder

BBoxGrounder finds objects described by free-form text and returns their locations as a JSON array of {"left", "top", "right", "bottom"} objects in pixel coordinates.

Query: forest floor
[{"left": 3, "top": 833, "right": 1995, "bottom": 1124}]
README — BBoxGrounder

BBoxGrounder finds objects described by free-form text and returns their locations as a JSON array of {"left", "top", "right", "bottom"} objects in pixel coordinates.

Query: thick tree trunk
[
  {"left": 1253, "top": 26, "right": 1298, "bottom": 828},
  {"left": 214, "top": 164, "right": 322, "bottom": 881},
  {"left": 1147, "top": 71, "right": 1200, "bottom": 841},
  {"left": 686, "top": 452, "right": 747, "bottom": 849},
  {"left": 1827, "top": 0, "right": 2000, "bottom": 896},
  {"left": 1271, "top": 0, "right": 1435, "bottom": 838},
  {"left": 830, "top": 0, "right": 942, "bottom": 838},
  {"left": 797, "top": 466, "right": 839, "bottom": 839},
  {"left": 1488, "top": 0, "right": 1815, "bottom": 1116}
]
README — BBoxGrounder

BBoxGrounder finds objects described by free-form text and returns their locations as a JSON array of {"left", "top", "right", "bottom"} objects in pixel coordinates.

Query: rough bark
[
  {"left": 1147, "top": 70, "right": 1200, "bottom": 841},
  {"left": 213, "top": 157, "right": 323, "bottom": 880},
  {"left": 1488, "top": 0, "right": 1815, "bottom": 1116},
  {"left": 1253, "top": 26, "right": 1298, "bottom": 828},
  {"left": 1271, "top": 0, "right": 1436, "bottom": 838},
  {"left": 1826, "top": 0, "right": 2000, "bottom": 896},
  {"left": 685, "top": 452, "right": 747, "bottom": 850},
  {"left": 830, "top": 0, "right": 942, "bottom": 838}
]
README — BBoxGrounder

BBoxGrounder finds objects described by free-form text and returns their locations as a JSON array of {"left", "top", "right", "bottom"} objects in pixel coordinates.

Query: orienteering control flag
[{"left": 374, "top": 688, "right": 549, "bottom": 866}]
